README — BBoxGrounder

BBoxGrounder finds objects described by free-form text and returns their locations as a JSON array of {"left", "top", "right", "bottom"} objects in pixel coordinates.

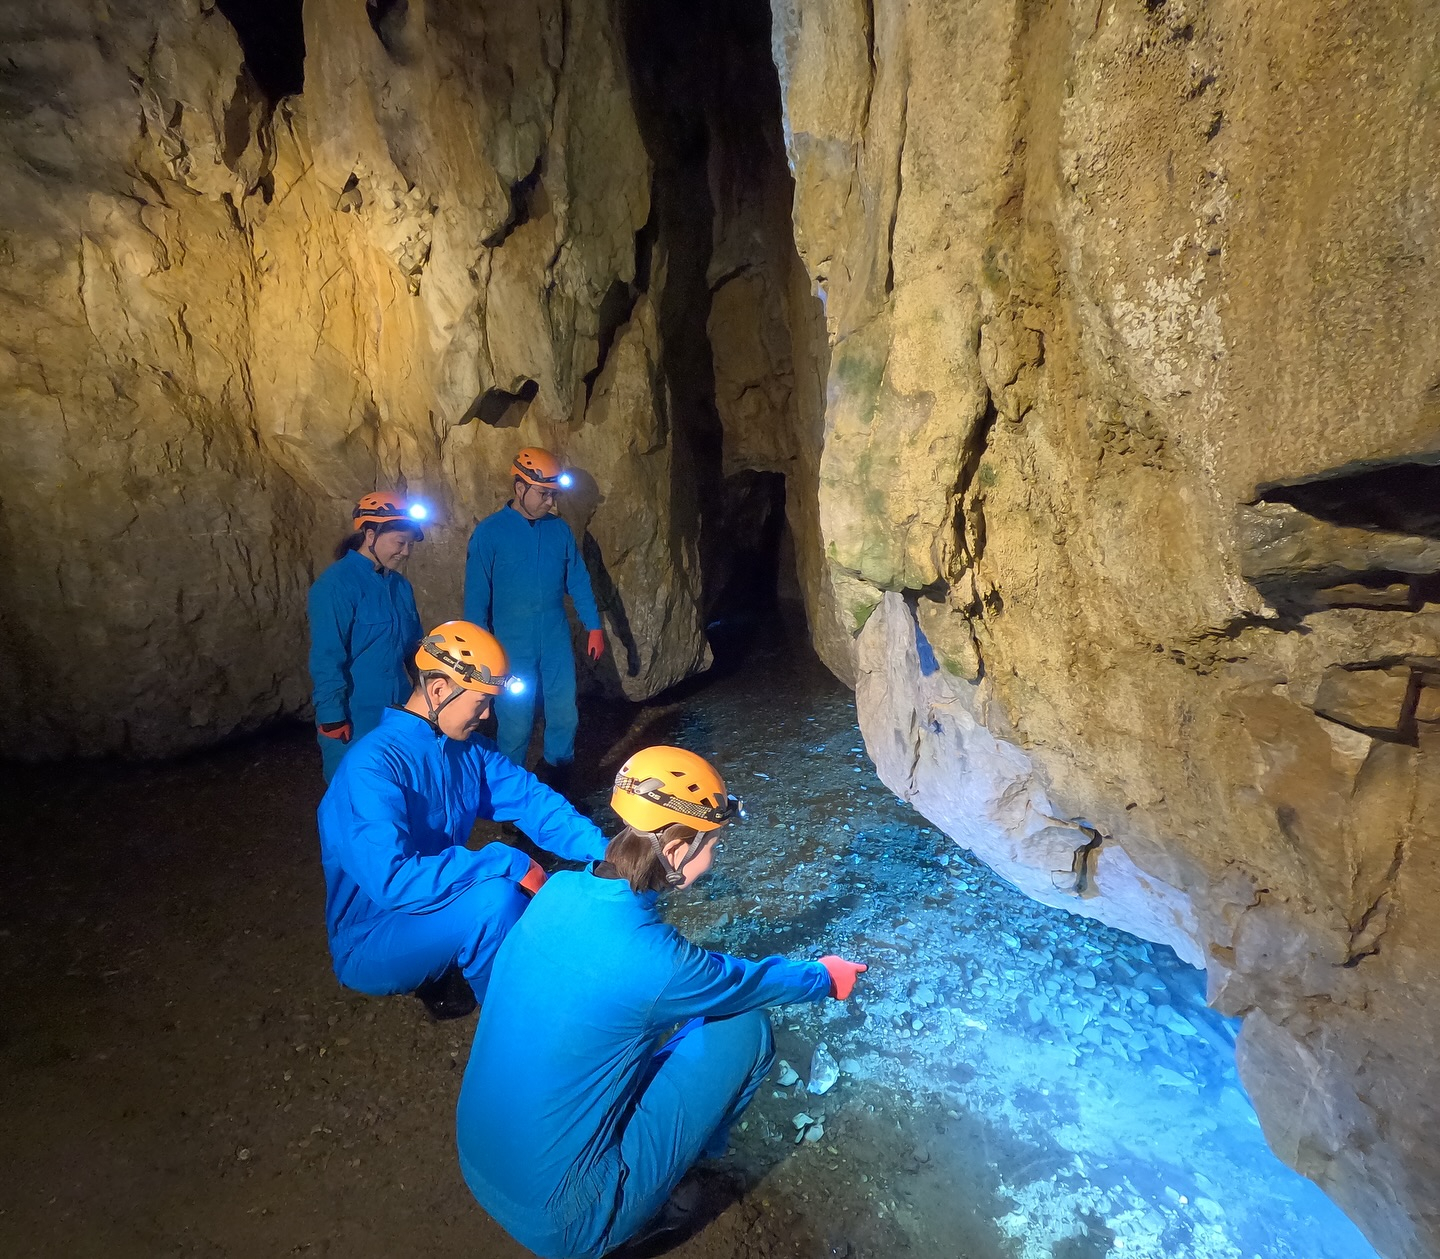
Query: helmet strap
[
  {"left": 360, "top": 528, "right": 383, "bottom": 572},
  {"left": 424, "top": 678, "right": 465, "bottom": 730},
  {"left": 645, "top": 831, "right": 685, "bottom": 887},
  {"left": 647, "top": 824, "right": 708, "bottom": 889}
]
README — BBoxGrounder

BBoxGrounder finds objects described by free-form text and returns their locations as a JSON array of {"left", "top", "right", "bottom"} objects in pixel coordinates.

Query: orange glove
[
  {"left": 586, "top": 629, "right": 606, "bottom": 661},
  {"left": 318, "top": 721, "right": 352, "bottom": 743},
  {"left": 519, "top": 859, "right": 547, "bottom": 896},
  {"left": 818, "top": 956, "right": 867, "bottom": 1000}
]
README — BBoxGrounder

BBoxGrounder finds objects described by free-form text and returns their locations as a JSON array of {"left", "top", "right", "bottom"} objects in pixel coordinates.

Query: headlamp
[
  {"left": 504, "top": 676, "right": 527, "bottom": 696},
  {"left": 557, "top": 472, "right": 574, "bottom": 489},
  {"left": 408, "top": 502, "right": 429, "bottom": 521}
]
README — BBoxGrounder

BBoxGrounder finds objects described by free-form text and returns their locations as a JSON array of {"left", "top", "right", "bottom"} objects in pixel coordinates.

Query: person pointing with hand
[{"left": 455, "top": 745, "right": 866, "bottom": 1259}]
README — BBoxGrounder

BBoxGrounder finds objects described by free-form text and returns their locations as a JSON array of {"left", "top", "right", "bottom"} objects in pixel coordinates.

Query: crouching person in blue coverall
[
  {"left": 464, "top": 447, "right": 606, "bottom": 781},
  {"left": 456, "top": 745, "right": 868, "bottom": 1258},
  {"left": 317, "top": 619, "right": 608, "bottom": 1022}
]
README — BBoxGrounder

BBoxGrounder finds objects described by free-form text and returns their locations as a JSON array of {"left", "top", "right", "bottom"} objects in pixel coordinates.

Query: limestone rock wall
[
  {"left": 773, "top": 0, "right": 1440, "bottom": 1253},
  {"left": 0, "top": 0, "right": 711, "bottom": 758}
]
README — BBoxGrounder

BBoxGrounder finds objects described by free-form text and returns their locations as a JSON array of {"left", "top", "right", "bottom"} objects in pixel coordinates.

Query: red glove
[
  {"left": 519, "top": 859, "right": 547, "bottom": 896},
  {"left": 586, "top": 629, "right": 606, "bottom": 661},
  {"left": 318, "top": 721, "right": 352, "bottom": 743},
  {"left": 818, "top": 956, "right": 867, "bottom": 1000}
]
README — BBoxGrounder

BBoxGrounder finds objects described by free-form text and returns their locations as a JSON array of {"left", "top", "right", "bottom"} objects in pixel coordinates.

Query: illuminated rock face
[
  {"left": 773, "top": 1, "right": 1440, "bottom": 1254},
  {"left": 3, "top": 0, "right": 1437, "bottom": 1249},
  {"left": 0, "top": 0, "right": 713, "bottom": 756}
]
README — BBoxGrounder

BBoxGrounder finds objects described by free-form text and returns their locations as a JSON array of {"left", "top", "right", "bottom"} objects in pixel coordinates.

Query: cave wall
[
  {"left": 4, "top": 0, "right": 1438, "bottom": 1249},
  {"left": 771, "top": 0, "right": 1440, "bottom": 1253},
  {"left": 0, "top": 0, "right": 715, "bottom": 758}
]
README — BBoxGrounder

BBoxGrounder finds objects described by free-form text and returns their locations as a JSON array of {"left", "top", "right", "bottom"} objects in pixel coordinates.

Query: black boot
[
  {"left": 605, "top": 1175, "right": 704, "bottom": 1257},
  {"left": 413, "top": 965, "right": 477, "bottom": 1022},
  {"left": 536, "top": 760, "right": 574, "bottom": 796}
]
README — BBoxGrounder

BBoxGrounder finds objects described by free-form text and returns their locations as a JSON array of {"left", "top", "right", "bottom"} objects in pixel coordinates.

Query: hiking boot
[
  {"left": 534, "top": 759, "right": 574, "bottom": 796},
  {"left": 605, "top": 1176, "right": 705, "bottom": 1257},
  {"left": 413, "top": 965, "right": 477, "bottom": 1022}
]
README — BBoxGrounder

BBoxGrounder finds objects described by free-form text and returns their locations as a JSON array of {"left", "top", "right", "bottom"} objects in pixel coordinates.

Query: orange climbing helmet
[
  {"left": 512, "top": 447, "right": 573, "bottom": 489},
  {"left": 612, "top": 746, "right": 742, "bottom": 834},
  {"left": 414, "top": 621, "right": 512, "bottom": 695},
  {"left": 354, "top": 491, "right": 429, "bottom": 532}
]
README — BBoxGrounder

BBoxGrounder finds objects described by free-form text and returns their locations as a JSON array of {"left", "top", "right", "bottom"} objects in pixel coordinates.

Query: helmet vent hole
[
  {"left": 461, "top": 649, "right": 472, "bottom": 657},
  {"left": 687, "top": 783, "right": 698, "bottom": 792},
  {"left": 669, "top": 770, "right": 684, "bottom": 777}
]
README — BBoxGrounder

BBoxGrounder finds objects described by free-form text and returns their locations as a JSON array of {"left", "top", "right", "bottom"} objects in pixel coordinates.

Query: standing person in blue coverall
[
  {"left": 456, "top": 745, "right": 868, "bottom": 1258},
  {"left": 307, "top": 491, "right": 430, "bottom": 783},
  {"left": 464, "top": 447, "right": 606, "bottom": 784},
  {"left": 318, "top": 619, "right": 608, "bottom": 1021}
]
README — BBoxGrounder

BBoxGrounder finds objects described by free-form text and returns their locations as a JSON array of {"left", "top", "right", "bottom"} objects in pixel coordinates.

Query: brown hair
[{"left": 604, "top": 824, "right": 704, "bottom": 894}]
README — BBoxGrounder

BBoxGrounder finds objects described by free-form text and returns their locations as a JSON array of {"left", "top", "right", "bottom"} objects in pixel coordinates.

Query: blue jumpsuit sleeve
[
  {"left": 480, "top": 748, "right": 607, "bottom": 862},
  {"left": 463, "top": 522, "right": 494, "bottom": 631},
  {"left": 399, "top": 575, "right": 423, "bottom": 659},
  {"left": 308, "top": 573, "right": 354, "bottom": 725},
  {"left": 338, "top": 766, "right": 520, "bottom": 912},
  {"left": 652, "top": 937, "right": 832, "bottom": 1025},
  {"left": 563, "top": 523, "right": 602, "bottom": 632}
]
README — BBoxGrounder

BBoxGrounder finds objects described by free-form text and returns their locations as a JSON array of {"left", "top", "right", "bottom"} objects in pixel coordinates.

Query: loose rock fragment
[{"left": 807, "top": 1043, "right": 840, "bottom": 1095}]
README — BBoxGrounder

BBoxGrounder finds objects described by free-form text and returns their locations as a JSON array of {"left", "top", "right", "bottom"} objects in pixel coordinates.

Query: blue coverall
[
  {"left": 316, "top": 708, "right": 607, "bottom": 1002},
  {"left": 456, "top": 868, "right": 832, "bottom": 1259},
  {"left": 463, "top": 504, "right": 601, "bottom": 767},
  {"left": 307, "top": 548, "right": 423, "bottom": 782}
]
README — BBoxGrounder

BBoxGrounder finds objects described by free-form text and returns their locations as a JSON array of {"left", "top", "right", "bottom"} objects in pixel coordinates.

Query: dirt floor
[{"left": 0, "top": 609, "right": 1380, "bottom": 1259}]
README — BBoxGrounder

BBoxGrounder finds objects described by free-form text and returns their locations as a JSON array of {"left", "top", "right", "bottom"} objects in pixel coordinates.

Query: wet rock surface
[
  {"left": 0, "top": 621, "right": 1376, "bottom": 1258},
  {"left": 773, "top": 2, "right": 1440, "bottom": 1247}
]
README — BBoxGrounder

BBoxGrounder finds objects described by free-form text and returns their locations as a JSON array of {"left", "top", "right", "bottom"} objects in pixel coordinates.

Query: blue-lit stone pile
[{"left": 611, "top": 635, "right": 1380, "bottom": 1259}]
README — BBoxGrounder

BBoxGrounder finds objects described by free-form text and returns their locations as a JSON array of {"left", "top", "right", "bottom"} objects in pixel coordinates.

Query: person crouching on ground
[
  {"left": 455, "top": 745, "right": 867, "bottom": 1259},
  {"left": 317, "top": 620, "right": 607, "bottom": 1021}
]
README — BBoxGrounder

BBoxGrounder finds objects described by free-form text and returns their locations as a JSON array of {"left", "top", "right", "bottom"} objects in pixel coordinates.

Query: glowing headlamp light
[
  {"left": 407, "top": 502, "right": 429, "bottom": 521},
  {"left": 504, "top": 676, "right": 527, "bottom": 696},
  {"left": 557, "top": 473, "right": 573, "bottom": 489}
]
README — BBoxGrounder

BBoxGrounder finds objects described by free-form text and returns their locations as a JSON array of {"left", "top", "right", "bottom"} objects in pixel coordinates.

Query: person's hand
[
  {"left": 586, "top": 629, "right": 606, "bottom": 661},
  {"left": 318, "top": 721, "right": 353, "bottom": 744},
  {"left": 818, "top": 955, "right": 867, "bottom": 1000},
  {"left": 519, "top": 859, "right": 547, "bottom": 896}
]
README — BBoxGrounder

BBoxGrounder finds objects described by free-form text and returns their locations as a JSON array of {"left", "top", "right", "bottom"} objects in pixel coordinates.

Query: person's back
[
  {"left": 455, "top": 746, "right": 863, "bottom": 1259},
  {"left": 458, "top": 871, "right": 676, "bottom": 1220}
]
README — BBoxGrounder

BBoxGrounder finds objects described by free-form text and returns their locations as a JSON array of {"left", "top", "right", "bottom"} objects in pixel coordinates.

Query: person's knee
[
  {"left": 709, "top": 1008, "right": 774, "bottom": 1078},
  {"left": 455, "top": 877, "right": 527, "bottom": 941},
  {"left": 742, "top": 1008, "right": 775, "bottom": 1073}
]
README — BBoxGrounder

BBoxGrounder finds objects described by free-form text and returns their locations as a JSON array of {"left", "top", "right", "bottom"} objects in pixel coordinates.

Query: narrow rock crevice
[
  {"left": 215, "top": 0, "right": 305, "bottom": 104},
  {"left": 481, "top": 156, "right": 546, "bottom": 249}
]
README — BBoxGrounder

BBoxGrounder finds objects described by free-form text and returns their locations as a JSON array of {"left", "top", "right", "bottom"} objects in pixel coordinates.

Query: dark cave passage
[
  {"left": 216, "top": 0, "right": 306, "bottom": 103},
  {"left": 620, "top": 0, "right": 819, "bottom": 668}
]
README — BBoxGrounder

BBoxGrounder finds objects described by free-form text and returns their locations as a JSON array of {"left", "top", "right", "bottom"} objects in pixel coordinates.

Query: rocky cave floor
[{"left": 0, "top": 611, "right": 1379, "bottom": 1259}]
